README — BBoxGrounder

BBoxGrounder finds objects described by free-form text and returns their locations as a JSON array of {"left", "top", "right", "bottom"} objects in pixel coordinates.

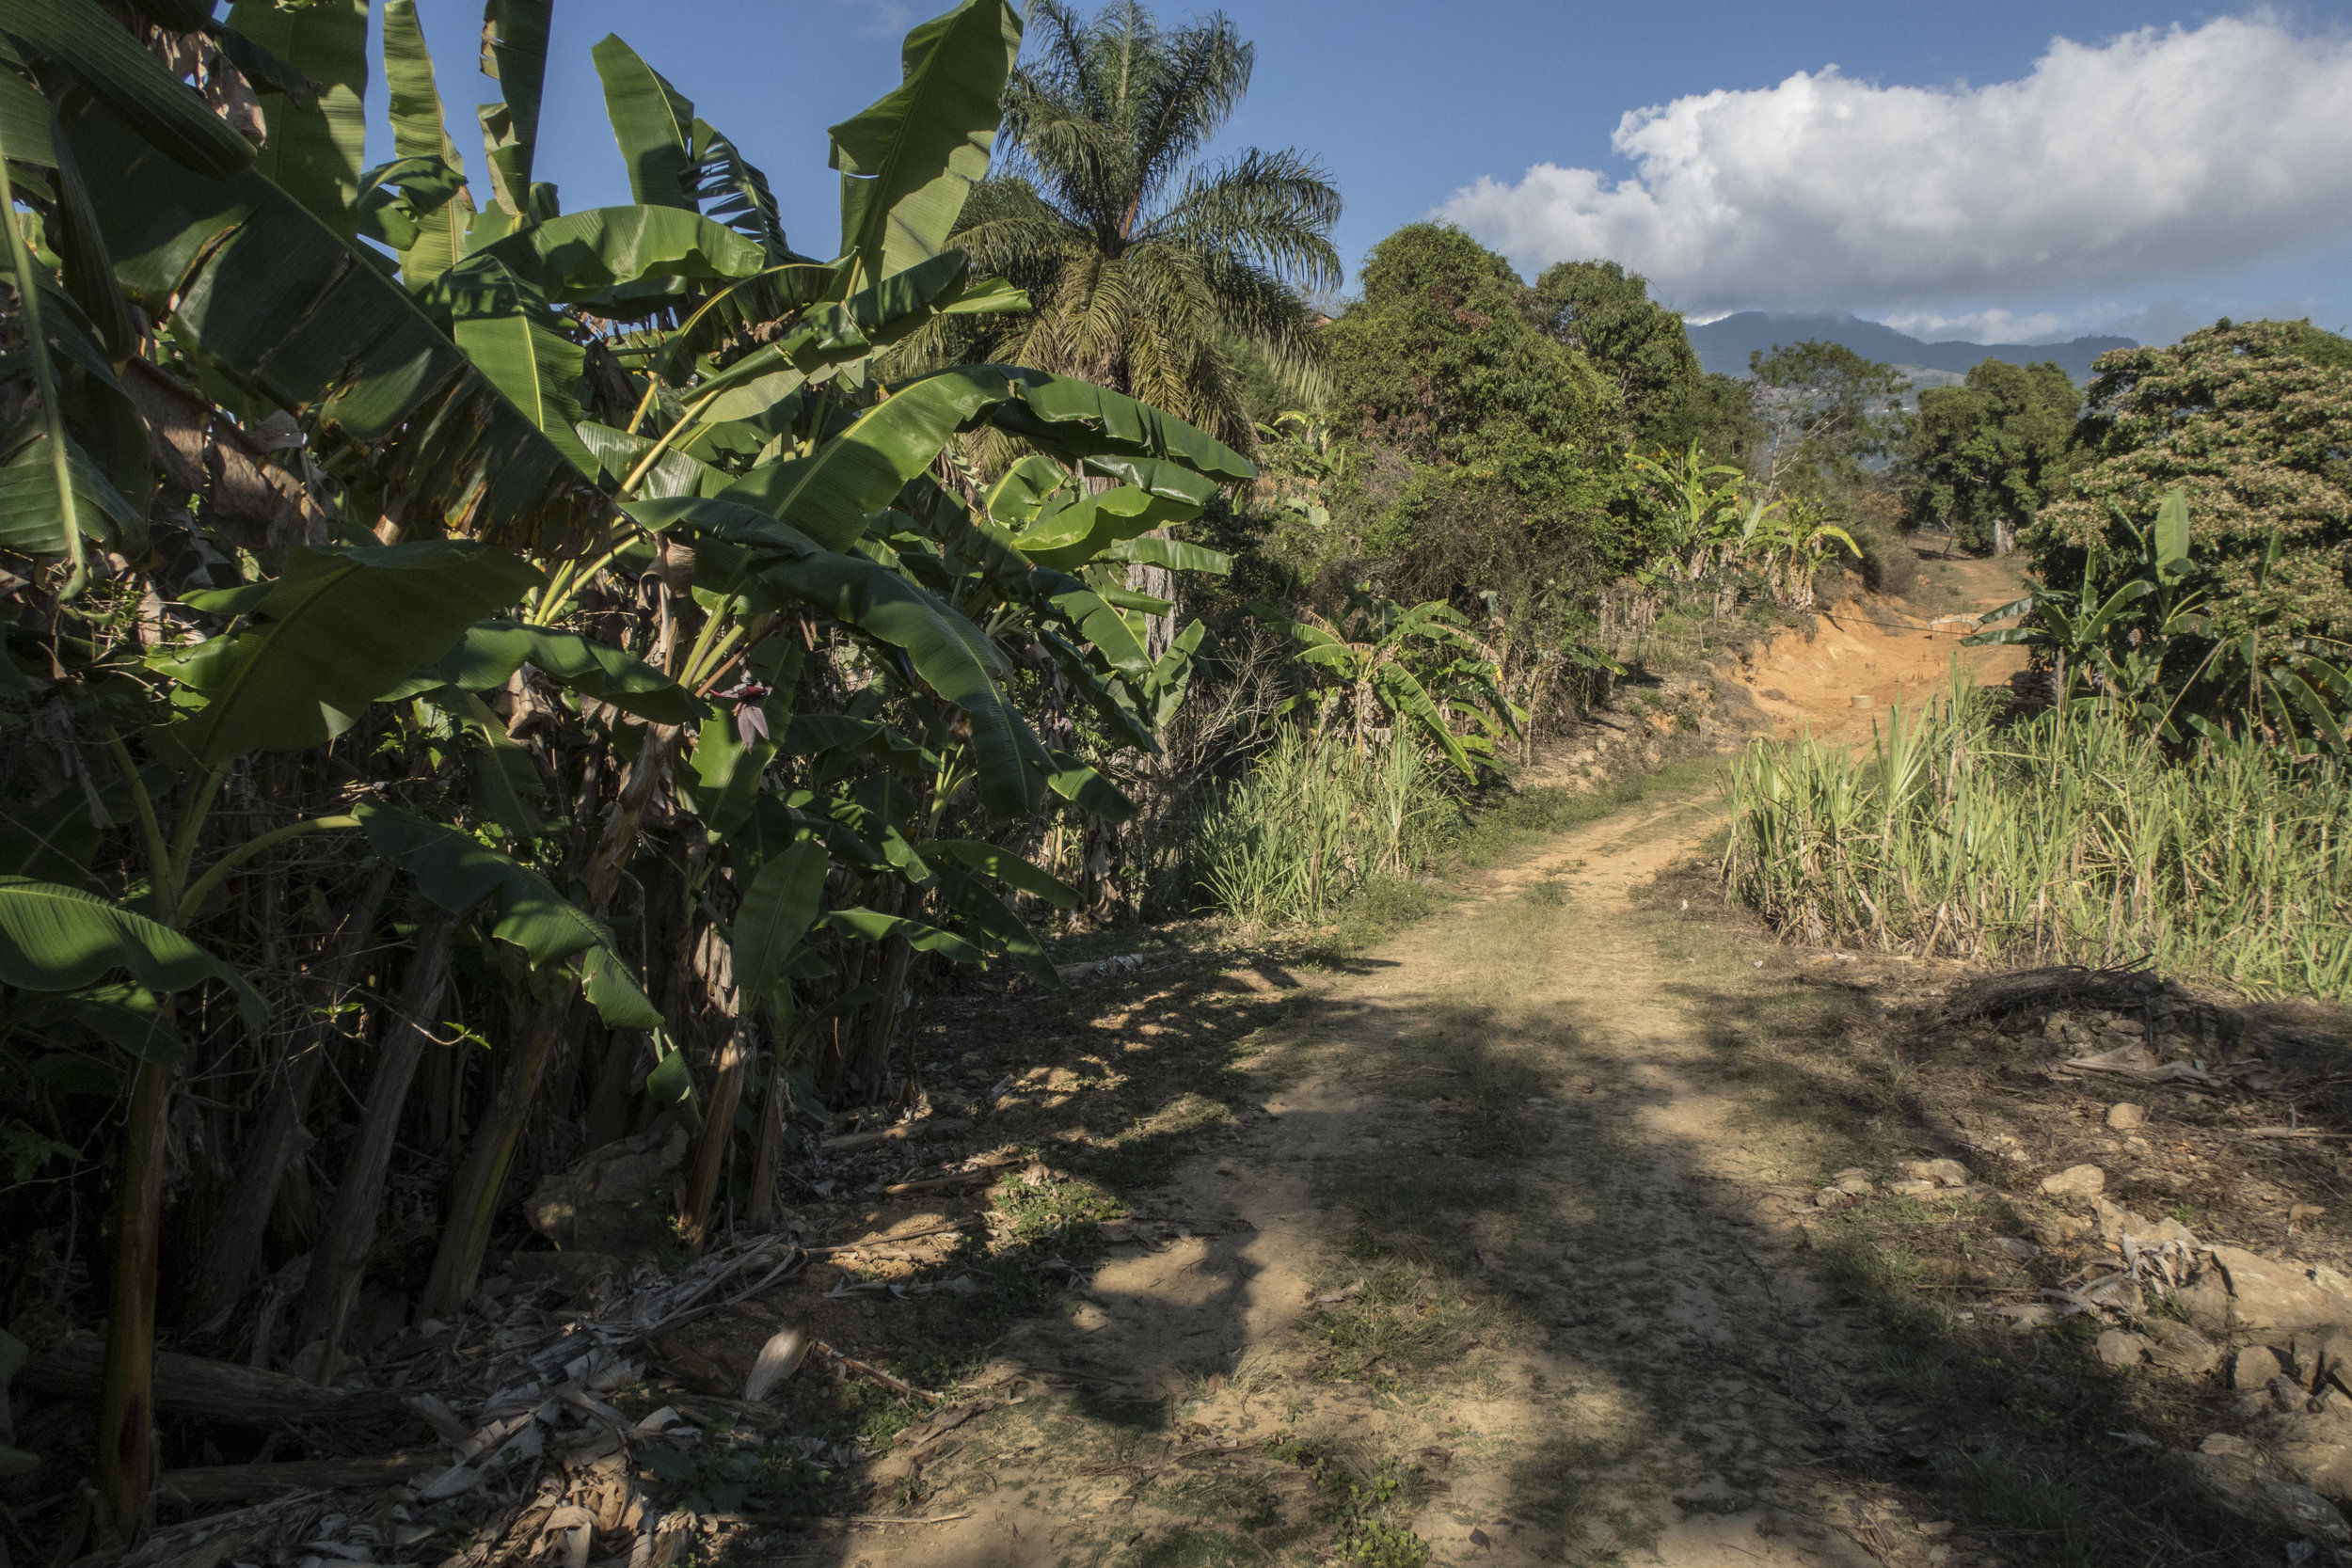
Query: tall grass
[
  {"left": 1723, "top": 678, "right": 2352, "bottom": 999},
  {"left": 1199, "top": 727, "right": 1457, "bottom": 926}
]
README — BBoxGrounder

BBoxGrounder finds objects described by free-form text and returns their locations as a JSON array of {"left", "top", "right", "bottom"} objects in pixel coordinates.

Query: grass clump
[
  {"left": 1199, "top": 727, "right": 1456, "bottom": 927},
  {"left": 991, "top": 1166, "right": 1123, "bottom": 1246},
  {"left": 1724, "top": 678, "right": 2352, "bottom": 999}
]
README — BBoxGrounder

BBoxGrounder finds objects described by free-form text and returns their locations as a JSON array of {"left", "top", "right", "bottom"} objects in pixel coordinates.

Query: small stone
[
  {"left": 1992, "top": 1237, "right": 2041, "bottom": 1260},
  {"left": 2041, "top": 1164, "right": 2107, "bottom": 1201},
  {"left": 1902, "top": 1158, "right": 1972, "bottom": 1188},
  {"left": 2107, "top": 1102, "right": 2147, "bottom": 1132},
  {"left": 2097, "top": 1329, "right": 2155, "bottom": 1368},
  {"left": 2237, "top": 1347, "right": 2286, "bottom": 1389},
  {"left": 2029, "top": 1212, "right": 2093, "bottom": 1245},
  {"left": 2145, "top": 1319, "right": 2222, "bottom": 1376},
  {"left": 1886, "top": 1179, "right": 1941, "bottom": 1196}
]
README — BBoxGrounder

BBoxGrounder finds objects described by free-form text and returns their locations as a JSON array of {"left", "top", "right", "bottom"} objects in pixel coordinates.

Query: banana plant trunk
[
  {"left": 418, "top": 728, "right": 676, "bottom": 1320},
  {"left": 294, "top": 916, "right": 457, "bottom": 1377},
  {"left": 191, "top": 863, "right": 395, "bottom": 1324},
  {"left": 95, "top": 1055, "right": 172, "bottom": 1538},
  {"left": 681, "top": 1016, "right": 750, "bottom": 1245}
]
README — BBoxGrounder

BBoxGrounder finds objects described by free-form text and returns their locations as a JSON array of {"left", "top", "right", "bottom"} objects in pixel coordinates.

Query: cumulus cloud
[{"left": 1434, "top": 14, "right": 2352, "bottom": 317}]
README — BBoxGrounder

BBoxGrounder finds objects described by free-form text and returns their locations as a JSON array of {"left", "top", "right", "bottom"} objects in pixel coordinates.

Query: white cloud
[
  {"left": 1874, "top": 307, "right": 2070, "bottom": 344},
  {"left": 1434, "top": 14, "right": 2352, "bottom": 317}
]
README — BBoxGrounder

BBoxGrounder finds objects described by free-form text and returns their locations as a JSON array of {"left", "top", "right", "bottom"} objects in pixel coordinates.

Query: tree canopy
[
  {"left": 1749, "top": 340, "right": 1905, "bottom": 501},
  {"left": 1895, "top": 358, "right": 2083, "bottom": 552},
  {"left": 2029, "top": 319, "right": 2352, "bottom": 643},
  {"left": 1531, "top": 259, "right": 1707, "bottom": 453}
]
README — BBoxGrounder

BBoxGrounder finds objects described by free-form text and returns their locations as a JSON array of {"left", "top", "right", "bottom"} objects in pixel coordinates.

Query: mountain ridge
[{"left": 1685, "top": 310, "right": 2136, "bottom": 380}]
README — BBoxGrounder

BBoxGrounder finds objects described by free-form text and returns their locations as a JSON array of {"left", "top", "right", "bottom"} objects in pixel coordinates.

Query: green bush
[{"left": 1199, "top": 728, "right": 1457, "bottom": 926}]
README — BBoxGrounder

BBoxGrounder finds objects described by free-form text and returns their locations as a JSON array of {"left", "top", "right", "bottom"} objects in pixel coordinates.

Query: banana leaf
[
  {"left": 160, "top": 541, "right": 544, "bottom": 765},
  {"left": 630, "top": 495, "right": 1050, "bottom": 816},
  {"left": 0, "top": 48, "right": 57, "bottom": 166},
  {"left": 0, "top": 435, "right": 140, "bottom": 555},
  {"left": 71, "top": 104, "right": 614, "bottom": 555},
  {"left": 466, "top": 206, "right": 767, "bottom": 304},
  {"left": 439, "top": 255, "right": 597, "bottom": 474},
  {"left": 224, "top": 0, "right": 367, "bottom": 235},
  {"left": 423, "top": 620, "right": 697, "bottom": 724},
  {"left": 589, "top": 35, "right": 695, "bottom": 210},
  {"left": 2, "top": 0, "right": 253, "bottom": 178},
  {"left": 1045, "top": 750, "right": 1134, "bottom": 823},
  {"left": 718, "top": 365, "right": 1244, "bottom": 555},
  {"left": 815, "top": 906, "right": 981, "bottom": 963},
  {"left": 0, "top": 876, "right": 262, "bottom": 1040},
  {"left": 729, "top": 837, "right": 827, "bottom": 1024},
  {"left": 476, "top": 0, "right": 550, "bottom": 218},
  {"left": 1014, "top": 484, "right": 1200, "bottom": 571},
  {"left": 830, "top": 0, "right": 1022, "bottom": 286},
  {"left": 929, "top": 862, "right": 1056, "bottom": 985},
  {"left": 927, "top": 839, "right": 1078, "bottom": 908},
  {"left": 353, "top": 802, "right": 660, "bottom": 1027},
  {"left": 380, "top": 0, "right": 474, "bottom": 283},
  {"left": 1098, "top": 535, "right": 1232, "bottom": 575}
]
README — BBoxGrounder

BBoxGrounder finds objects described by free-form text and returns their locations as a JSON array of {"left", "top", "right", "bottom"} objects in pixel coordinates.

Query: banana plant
[
  {"left": 1628, "top": 440, "right": 1749, "bottom": 581},
  {"left": 2, "top": 1, "right": 1262, "bottom": 1542},
  {"left": 1253, "top": 589, "right": 1522, "bottom": 778}
]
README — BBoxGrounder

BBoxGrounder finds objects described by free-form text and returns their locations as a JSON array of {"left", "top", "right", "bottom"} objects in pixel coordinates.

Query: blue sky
[{"left": 389, "top": 0, "right": 2352, "bottom": 345}]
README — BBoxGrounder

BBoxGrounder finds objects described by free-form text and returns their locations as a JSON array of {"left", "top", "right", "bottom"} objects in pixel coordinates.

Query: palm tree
[{"left": 946, "top": 0, "right": 1341, "bottom": 451}]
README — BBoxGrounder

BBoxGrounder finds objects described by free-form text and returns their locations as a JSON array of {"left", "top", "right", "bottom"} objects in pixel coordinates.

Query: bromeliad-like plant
[
  {"left": 1, "top": 0, "right": 1254, "bottom": 1537},
  {"left": 1252, "top": 588, "right": 1522, "bottom": 778}
]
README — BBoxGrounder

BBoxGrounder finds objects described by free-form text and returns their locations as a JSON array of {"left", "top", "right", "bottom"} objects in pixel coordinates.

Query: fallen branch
[
  {"left": 18, "top": 1341, "right": 412, "bottom": 1426},
  {"left": 811, "top": 1339, "right": 944, "bottom": 1403},
  {"left": 158, "top": 1453, "right": 437, "bottom": 1505}
]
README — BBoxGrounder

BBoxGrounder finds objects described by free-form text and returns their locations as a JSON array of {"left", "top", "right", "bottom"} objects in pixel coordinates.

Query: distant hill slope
[{"left": 1686, "top": 311, "right": 2135, "bottom": 380}]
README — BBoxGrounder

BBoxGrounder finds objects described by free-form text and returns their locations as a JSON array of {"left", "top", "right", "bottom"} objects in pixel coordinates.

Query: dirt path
[{"left": 777, "top": 568, "right": 2029, "bottom": 1568}]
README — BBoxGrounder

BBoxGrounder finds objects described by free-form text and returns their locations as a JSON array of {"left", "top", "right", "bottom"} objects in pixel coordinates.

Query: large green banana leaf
[
  {"left": 223, "top": 0, "right": 368, "bottom": 236},
  {"left": 353, "top": 803, "right": 660, "bottom": 1027},
  {"left": 691, "top": 118, "right": 790, "bottom": 257},
  {"left": 0, "top": 436, "right": 139, "bottom": 555},
  {"left": 422, "top": 620, "right": 697, "bottom": 724},
  {"left": 816, "top": 906, "right": 981, "bottom": 962},
  {"left": 162, "top": 542, "right": 543, "bottom": 765},
  {"left": 729, "top": 837, "right": 827, "bottom": 1024},
  {"left": 1099, "top": 535, "right": 1232, "bottom": 575},
  {"left": 830, "top": 0, "right": 1022, "bottom": 286},
  {"left": 0, "top": 877, "right": 262, "bottom": 1040},
  {"left": 477, "top": 0, "right": 551, "bottom": 218},
  {"left": 717, "top": 365, "right": 1247, "bottom": 555},
  {"left": 467, "top": 206, "right": 767, "bottom": 304},
  {"left": 1, "top": 0, "right": 253, "bottom": 179},
  {"left": 590, "top": 35, "right": 696, "bottom": 210},
  {"left": 381, "top": 0, "right": 474, "bottom": 283},
  {"left": 71, "top": 106, "right": 613, "bottom": 554},
  {"left": 1013, "top": 485, "right": 1200, "bottom": 571},
  {"left": 927, "top": 839, "right": 1078, "bottom": 908},
  {"left": 575, "top": 421, "right": 729, "bottom": 500},
  {"left": 0, "top": 44, "right": 56, "bottom": 166},
  {"left": 675, "top": 249, "right": 1006, "bottom": 420},
  {"left": 929, "top": 862, "right": 1057, "bottom": 985},
  {"left": 440, "top": 255, "right": 597, "bottom": 473}
]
